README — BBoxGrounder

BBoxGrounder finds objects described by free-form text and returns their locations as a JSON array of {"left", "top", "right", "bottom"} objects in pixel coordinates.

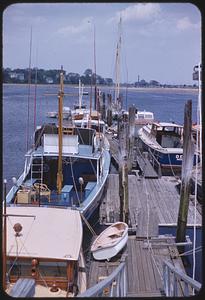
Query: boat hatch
[{"left": 43, "top": 134, "right": 79, "bottom": 154}]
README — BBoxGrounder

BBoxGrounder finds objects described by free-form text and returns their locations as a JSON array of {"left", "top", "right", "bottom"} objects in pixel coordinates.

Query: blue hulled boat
[
  {"left": 138, "top": 122, "right": 198, "bottom": 172},
  {"left": 6, "top": 71, "right": 110, "bottom": 220}
]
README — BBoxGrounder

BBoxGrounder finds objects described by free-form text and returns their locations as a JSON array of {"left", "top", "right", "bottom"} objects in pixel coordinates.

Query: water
[
  {"left": 159, "top": 226, "right": 202, "bottom": 283},
  {"left": 3, "top": 84, "right": 198, "bottom": 188},
  {"left": 3, "top": 84, "right": 201, "bottom": 283}
]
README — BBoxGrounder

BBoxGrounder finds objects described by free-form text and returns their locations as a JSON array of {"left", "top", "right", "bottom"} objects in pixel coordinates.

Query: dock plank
[{"left": 88, "top": 236, "right": 188, "bottom": 297}]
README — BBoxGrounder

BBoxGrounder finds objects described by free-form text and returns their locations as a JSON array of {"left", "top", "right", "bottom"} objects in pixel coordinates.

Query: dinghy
[{"left": 91, "top": 222, "right": 128, "bottom": 260}]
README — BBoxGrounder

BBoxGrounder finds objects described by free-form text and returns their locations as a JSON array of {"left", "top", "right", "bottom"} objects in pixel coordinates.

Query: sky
[{"left": 3, "top": 3, "right": 201, "bottom": 85}]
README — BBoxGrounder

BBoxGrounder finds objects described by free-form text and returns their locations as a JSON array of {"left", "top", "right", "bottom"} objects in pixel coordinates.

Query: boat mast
[
  {"left": 78, "top": 79, "right": 84, "bottom": 111},
  {"left": 93, "top": 23, "right": 97, "bottom": 111},
  {"left": 114, "top": 17, "right": 122, "bottom": 110},
  {"left": 57, "top": 66, "right": 64, "bottom": 194}
]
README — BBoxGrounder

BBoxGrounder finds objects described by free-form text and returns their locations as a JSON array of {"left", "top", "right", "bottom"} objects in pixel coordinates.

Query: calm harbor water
[
  {"left": 3, "top": 83, "right": 198, "bottom": 189},
  {"left": 3, "top": 84, "right": 201, "bottom": 283}
]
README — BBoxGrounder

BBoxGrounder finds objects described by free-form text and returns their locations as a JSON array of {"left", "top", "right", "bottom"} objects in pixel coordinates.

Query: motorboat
[
  {"left": 5, "top": 206, "right": 86, "bottom": 297},
  {"left": 5, "top": 71, "right": 110, "bottom": 221},
  {"left": 138, "top": 122, "right": 184, "bottom": 172}
]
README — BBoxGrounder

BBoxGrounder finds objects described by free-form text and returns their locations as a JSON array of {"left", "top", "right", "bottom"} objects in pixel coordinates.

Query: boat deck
[{"left": 29, "top": 145, "right": 100, "bottom": 159}]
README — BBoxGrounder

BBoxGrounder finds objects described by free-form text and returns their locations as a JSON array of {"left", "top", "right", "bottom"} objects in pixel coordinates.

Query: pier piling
[
  {"left": 176, "top": 100, "right": 195, "bottom": 245},
  {"left": 128, "top": 105, "right": 136, "bottom": 172}
]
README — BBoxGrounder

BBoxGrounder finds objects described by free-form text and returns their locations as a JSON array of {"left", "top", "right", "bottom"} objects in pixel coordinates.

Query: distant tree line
[
  {"left": 3, "top": 67, "right": 114, "bottom": 85},
  {"left": 3, "top": 67, "right": 197, "bottom": 88}
]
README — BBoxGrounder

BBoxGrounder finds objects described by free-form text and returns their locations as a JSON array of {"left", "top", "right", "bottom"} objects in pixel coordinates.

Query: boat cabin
[
  {"left": 6, "top": 206, "right": 86, "bottom": 296},
  {"left": 136, "top": 111, "right": 154, "bottom": 120},
  {"left": 151, "top": 122, "right": 183, "bottom": 148},
  {"left": 9, "top": 123, "right": 104, "bottom": 208}
]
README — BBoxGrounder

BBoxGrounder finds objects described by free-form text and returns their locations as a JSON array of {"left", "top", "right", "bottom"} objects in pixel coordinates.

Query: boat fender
[{"left": 94, "top": 136, "right": 100, "bottom": 151}]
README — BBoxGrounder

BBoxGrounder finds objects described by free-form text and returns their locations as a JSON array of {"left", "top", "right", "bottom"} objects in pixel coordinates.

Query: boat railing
[
  {"left": 78, "top": 254, "right": 127, "bottom": 297},
  {"left": 147, "top": 148, "right": 162, "bottom": 177},
  {"left": 163, "top": 260, "right": 201, "bottom": 297},
  {"left": 6, "top": 173, "right": 25, "bottom": 204}
]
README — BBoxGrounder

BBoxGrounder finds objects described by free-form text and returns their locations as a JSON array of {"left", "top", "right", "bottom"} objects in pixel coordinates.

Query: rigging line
[
  {"left": 26, "top": 26, "right": 33, "bottom": 152},
  {"left": 7, "top": 234, "right": 19, "bottom": 277},
  {"left": 80, "top": 213, "right": 97, "bottom": 236},
  {"left": 38, "top": 269, "right": 49, "bottom": 289},
  {"left": 7, "top": 215, "right": 36, "bottom": 267},
  {"left": 121, "top": 20, "right": 128, "bottom": 111},
  {"left": 167, "top": 152, "right": 178, "bottom": 179},
  {"left": 178, "top": 246, "right": 202, "bottom": 257},
  {"left": 33, "top": 48, "right": 38, "bottom": 135}
]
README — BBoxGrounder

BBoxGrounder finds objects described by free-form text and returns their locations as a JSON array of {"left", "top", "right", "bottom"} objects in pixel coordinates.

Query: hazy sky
[{"left": 3, "top": 3, "right": 201, "bottom": 84}]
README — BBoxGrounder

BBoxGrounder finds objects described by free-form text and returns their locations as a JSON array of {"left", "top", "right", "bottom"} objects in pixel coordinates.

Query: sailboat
[{"left": 5, "top": 69, "right": 110, "bottom": 220}]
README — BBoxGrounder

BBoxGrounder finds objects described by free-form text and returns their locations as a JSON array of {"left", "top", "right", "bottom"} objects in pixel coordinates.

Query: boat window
[
  {"left": 8, "top": 260, "right": 68, "bottom": 286},
  {"left": 161, "top": 135, "right": 182, "bottom": 148},
  {"left": 145, "top": 114, "right": 153, "bottom": 119}
]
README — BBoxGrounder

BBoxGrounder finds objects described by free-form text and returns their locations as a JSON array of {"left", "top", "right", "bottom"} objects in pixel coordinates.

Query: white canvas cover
[
  {"left": 6, "top": 206, "right": 82, "bottom": 261},
  {"left": 43, "top": 134, "right": 78, "bottom": 154}
]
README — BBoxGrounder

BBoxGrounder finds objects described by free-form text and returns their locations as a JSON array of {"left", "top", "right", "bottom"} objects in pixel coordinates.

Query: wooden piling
[
  {"left": 102, "top": 92, "right": 106, "bottom": 121},
  {"left": 107, "top": 94, "right": 112, "bottom": 127},
  {"left": 118, "top": 117, "right": 129, "bottom": 224},
  {"left": 176, "top": 100, "right": 195, "bottom": 243},
  {"left": 128, "top": 105, "right": 136, "bottom": 172},
  {"left": 122, "top": 162, "right": 129, "bottom": 224}
]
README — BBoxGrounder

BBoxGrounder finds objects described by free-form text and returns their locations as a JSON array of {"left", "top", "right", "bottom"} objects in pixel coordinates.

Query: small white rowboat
[{"left": 91, "top": 222, "right": 128, "bottom": 260}]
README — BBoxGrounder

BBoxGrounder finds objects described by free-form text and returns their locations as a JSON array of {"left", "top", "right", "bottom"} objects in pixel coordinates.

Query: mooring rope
[{"left": 80, "top": 213, "right": 97, "bottom": 237}]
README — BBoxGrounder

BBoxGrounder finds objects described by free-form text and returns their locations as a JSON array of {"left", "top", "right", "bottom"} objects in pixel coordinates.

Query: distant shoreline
[{"left": 3, "top": 83, "right": 198, "bottom": 94}]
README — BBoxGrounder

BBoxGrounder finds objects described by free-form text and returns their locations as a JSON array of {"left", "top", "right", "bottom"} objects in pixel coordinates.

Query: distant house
[
  {"left": 149, "top": 80, "right": 159, "bottom": 87},
  {"left": 9, "top": 72, "right": 18, "bottom": 79},
  {"left": 17, "top": 73, "right": 25, "bottom": 81},
  {"left": 46, "top": 77, "right": 54, "bottom": 84}
]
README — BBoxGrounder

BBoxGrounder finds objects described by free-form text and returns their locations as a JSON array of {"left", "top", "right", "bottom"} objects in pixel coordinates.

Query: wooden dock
[
  {"left": 86, "top": 131, "right": 202, "bottom": 296},
  {"left": 107, "top": 134, "right": 159, "bottom": 178},
  {"left": 87, "top": 173, "right": 201, "bottom": 296},
  {"left": 87, "top": 234, "right": 191, "bottom": 297},
  {"left": 100, "top": 174, "right": 201, "bottom": 230}
]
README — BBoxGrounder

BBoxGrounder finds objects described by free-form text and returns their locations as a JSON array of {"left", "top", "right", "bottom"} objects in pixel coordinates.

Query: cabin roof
[
  {"left": 153, "top": 122, "right": 183, "bottom": 128},
  {"left": 6, "top": 206, "right": 82, "bottom": 261},
  {"left": 136, "top": 111, "right": 154, "bottom": 119}
]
